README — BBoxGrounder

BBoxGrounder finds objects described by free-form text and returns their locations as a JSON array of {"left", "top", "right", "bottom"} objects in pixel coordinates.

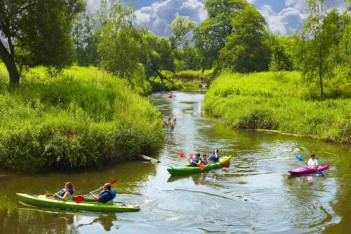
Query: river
[{"left": 0, "top": 91, "right": 350, "bottom": 233}]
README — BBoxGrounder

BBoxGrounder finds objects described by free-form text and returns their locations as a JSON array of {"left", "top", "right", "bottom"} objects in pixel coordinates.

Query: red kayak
[{"left": 288, "top": 164, "right": 330, "bottom": 175}]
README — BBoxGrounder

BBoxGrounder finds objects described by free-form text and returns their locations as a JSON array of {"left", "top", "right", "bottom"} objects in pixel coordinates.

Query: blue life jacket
[
  {"left": 109, "top": 189, "right": 117, "bottom": 199},
  {"left": 191, "top": 157, "right": 201, "bottom": 166},
  {"left": 59, "top": 189, "right": 74, "bottom": 197},
  {"left": 98, "top": 189, "right": 117, "bottom": 203},
  {"left": 209, "top": 154, "right": 220, "bottom": 163}
]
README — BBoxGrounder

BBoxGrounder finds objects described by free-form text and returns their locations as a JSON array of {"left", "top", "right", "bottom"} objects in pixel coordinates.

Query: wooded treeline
[{"left": 1, "top": 0, "right": 351, "bottom": 96}]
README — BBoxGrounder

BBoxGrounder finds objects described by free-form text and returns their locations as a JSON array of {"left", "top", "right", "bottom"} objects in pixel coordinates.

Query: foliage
[
  {"left": 296, "top": 2, "right": 349, "bottom": 96},
  {"left": 0, "top": 0, "right": 85, "bottom": 85},
  {"left": 0, "top": 65, "right": 164, "bottom": 172},
  {"left": 269, "top": 35, "right": 295, "bottom": 72},
  {"left": 168, "top": 16, "right": 195, "bottom": 50},
  {"left": 218, "top": 4, "right": 271, "bottom": 73},
  {"left": 205, "top": 71, "right": 351, "bottom": 143},
  {"left": 72, "top": 13, "right": 100, "bottom": 66},
  {"left": 141, "top": 31, "right": 175, "bottom": 87},
  {"left": 193, "top": 0, "right": 247, "bottom": 71}
]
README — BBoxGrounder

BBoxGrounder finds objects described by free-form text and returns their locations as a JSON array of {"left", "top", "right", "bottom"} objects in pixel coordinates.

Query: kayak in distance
[
  {"left": 288, "top": 164, "right": 330, "bottom": 175},
  {"left": 167, "top": 156, "right": 232, "bottom": 175},
  {"left": 16, "top": 193, "right": 140, "bottom": 213}
]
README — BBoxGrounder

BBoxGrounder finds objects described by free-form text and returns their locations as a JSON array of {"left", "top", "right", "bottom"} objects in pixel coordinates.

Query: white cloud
[
  {"left": 86, "top": 0, "right": 101, "bottom": 13},
  {"left": 285, "top": 0, "right": 306, "bottom": 11},
  {"left": 134, "top": 0, "right": 206, "bottom": 36},
  {"left": 261, "top": 4, "right": 305, "bottom": 35}
]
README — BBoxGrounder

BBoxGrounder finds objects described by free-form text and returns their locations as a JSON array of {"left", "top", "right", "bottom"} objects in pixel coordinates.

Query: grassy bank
[
  {"left": 204, "top": 72, "right": 351, "bottom": 143},
  {"left": 0, "top": 64, "right": 165, "bottom": 172}
]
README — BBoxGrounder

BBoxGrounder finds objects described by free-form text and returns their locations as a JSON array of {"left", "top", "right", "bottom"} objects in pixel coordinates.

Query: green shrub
[{"left": 0, "top": 65, "right": 164, "bottom": 172}]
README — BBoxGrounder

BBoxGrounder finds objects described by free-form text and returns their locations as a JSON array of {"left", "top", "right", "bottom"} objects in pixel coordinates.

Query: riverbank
[
  {"left": 204, "top": 71, "right": 351, "bottom": 143},
  {"left": 0, "top": 64, "right": 164, "bottom": 172}
]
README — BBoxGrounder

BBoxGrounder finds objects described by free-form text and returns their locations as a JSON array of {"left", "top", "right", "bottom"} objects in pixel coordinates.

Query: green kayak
[
  {"left": 16, "top": 193, "right": 140, "bottom": 213},
  {"left": 167, "top": 155, "right": 232, "bottom": 175}
]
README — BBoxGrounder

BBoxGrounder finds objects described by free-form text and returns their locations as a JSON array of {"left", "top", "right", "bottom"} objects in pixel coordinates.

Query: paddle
[
  {"left": 296, "top": 154, "right": 324, "bottom": 177},
  {"left": 179, "top": 153, "right": 204, "bottom": 170},
  {"left": 73, "top": 178, "right": 118, "bottom": 203}
]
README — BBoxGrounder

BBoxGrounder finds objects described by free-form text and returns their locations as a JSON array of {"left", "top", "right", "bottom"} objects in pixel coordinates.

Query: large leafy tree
[
  {"left": 168, "top": 16, "right": 195, "bottom": 50},
  {"left": 168, "top": 16, "right": 197, "bottom": 71},
  {"left": 193, "top": 0, "right": 247, "bottom": 72},
  {"left": 96, "top": 2, "right": 145, "bottom": 84},
  {"left": 218, "top": 4, "right": 271, "bottom": 73},
  {"left": 297, "top": 1, "right": 344, "bottom": 96},
  {"left": 0, "top": 0, "right": 85, "bottom": 85}
]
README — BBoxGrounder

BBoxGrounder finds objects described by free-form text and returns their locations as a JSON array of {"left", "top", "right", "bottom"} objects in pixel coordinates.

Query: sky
[{"left": 86, "top": 0, "right": 348, "bottom": 36}]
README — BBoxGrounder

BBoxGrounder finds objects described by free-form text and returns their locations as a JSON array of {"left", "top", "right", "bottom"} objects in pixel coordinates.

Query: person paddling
[
  {"left": 55, "top": 182, "right": 75, "bottom": 200},
  {"left": 90, "top": 183, "right": 116, "bottom": 203},
  {"left": 202, "top": 154, "right": 209, "bottom": 166},
  {"left": 189, "top": 153, "right": 202, "bottom": 167},
  {"left": 307, "top": 153, "right": 319, "bottom": 170},
  {"left": 209, "top": 149, "right": 220, "bottom": 163}
]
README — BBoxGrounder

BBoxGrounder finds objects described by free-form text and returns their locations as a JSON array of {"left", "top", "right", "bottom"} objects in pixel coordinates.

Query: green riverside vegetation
[
  {"left": 0, "top": 64, "right": 165, "bottom": 173},
  {"left": 204, "top": 72, "right": 351, "bottom": 143}
]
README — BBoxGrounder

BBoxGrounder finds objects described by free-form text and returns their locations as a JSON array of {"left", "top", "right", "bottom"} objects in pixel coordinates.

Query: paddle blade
[
  {"left": 179, "top": 153, "right": 186, "bottom": 158},
  {"left": 189, "top": 154, "right": 193, "bottom": 160},
  {"left": 199, "top": 163, "right": 205, "bottom": 170},
  {"left": 221, "top": 163, "right": 230, "bottom": 168},
  {"left": 110, "top": 178, "right": 118, "bottom": 185},
  {"left": 73, "top": 195, "right": 84, "bottom": 203},
  {"left": 317, "top": 170, "right": 324, "bottom": 177},
  {"left": 296, "top": 154, "right": 304, "bottom": 161}
]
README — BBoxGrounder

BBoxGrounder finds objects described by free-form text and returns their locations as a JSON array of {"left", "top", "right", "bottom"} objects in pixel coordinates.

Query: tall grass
[
  {"left": 0, "top": 65, "right": 164, "bottom": 172},
  {"left": 205, "top": 71, "right": 351, "bottom": 143}
]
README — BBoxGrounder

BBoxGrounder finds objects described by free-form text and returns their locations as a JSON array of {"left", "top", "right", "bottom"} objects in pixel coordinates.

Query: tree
[
  {"left": 141, "top": 31, "right": 175, "bottom": 86},
  {"left": 298, "top": 1, "right": 343, "bottom": 96},
  {"left": 269, "top": 35, "right": 294, "bottom": 72},
  {"left": 72, "top": 13, "right": 99, "bottom": 66},
  {"left": 0, "top": 0, "right": 85, "bottom": 85},
  {"left": 96, "top": 1, "right": 153, "bottom": 94},
  {"left": 218, "top": 4, "right": 271, "bottom": 73},
  {"left": 168, "top": 16, "right": 195, "bottom": 50},
  {"left": 193, "top": 0, "right": 247, "bottom": 72}
]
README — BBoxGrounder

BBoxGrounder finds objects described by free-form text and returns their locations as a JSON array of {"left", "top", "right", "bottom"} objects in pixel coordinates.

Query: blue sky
[{"left": 87, "top": 0, "right": 348, "bottom": 36}]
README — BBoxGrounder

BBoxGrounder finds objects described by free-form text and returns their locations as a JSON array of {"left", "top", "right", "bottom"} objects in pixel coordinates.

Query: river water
[{"left": 0, "top": 91, "right": 350, "bottom": 233}]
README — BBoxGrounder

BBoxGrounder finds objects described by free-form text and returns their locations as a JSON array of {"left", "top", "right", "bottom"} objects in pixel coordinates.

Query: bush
[{"left": 0, "top": 65, "right": 164, "bottom": 172}]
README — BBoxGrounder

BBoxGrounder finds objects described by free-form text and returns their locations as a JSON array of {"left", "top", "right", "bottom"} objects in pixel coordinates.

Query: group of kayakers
[
  {"left": 189, "top": 149, "right": 221, "bottom": 167},
  {"left": 55, "top": 182, "right": 116, "bottom": 203},
  {"left": 189, "top": 149, "right": 320, "bottom": 170}
]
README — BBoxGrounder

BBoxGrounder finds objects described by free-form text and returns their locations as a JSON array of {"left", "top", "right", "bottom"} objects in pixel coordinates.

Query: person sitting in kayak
[
  {"left": 55, "top": 182, "right": 75, "bottom": 200},
  {"left": 209, "top": 149, "right": 220, "bottom": 163},
  {"left": 189, "top": 153, "right": 202, "bottom": 167},
  {"left": 307, "top": 153, "right": 318, "bottom": 170},
  {"left": 90, "top": 183, "right": 116, "bottom": 203},
  {"left": 202, "top": 154, "right": 209, "bottom": 166}
]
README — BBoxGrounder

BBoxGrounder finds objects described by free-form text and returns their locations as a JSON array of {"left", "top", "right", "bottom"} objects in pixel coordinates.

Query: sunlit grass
[
  {"left": 0, "top": 65, "right": 164, "bottom": 172},
  {"left": 205, "top": 71, "right": 351, "bottom": 143}
]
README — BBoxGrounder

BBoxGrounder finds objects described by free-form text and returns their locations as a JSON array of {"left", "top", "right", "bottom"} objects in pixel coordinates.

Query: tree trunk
[
  {"left": 0, "top": 41, "right": 20, "bottom": 86},
  {"left": 319, "top": 62, "right": 323, "bottom": 96}
]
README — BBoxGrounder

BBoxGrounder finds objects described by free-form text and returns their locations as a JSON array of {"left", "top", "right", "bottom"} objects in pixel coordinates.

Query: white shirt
[{"left": 307, "top": 158, "right": 318, "bottom": 169}]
